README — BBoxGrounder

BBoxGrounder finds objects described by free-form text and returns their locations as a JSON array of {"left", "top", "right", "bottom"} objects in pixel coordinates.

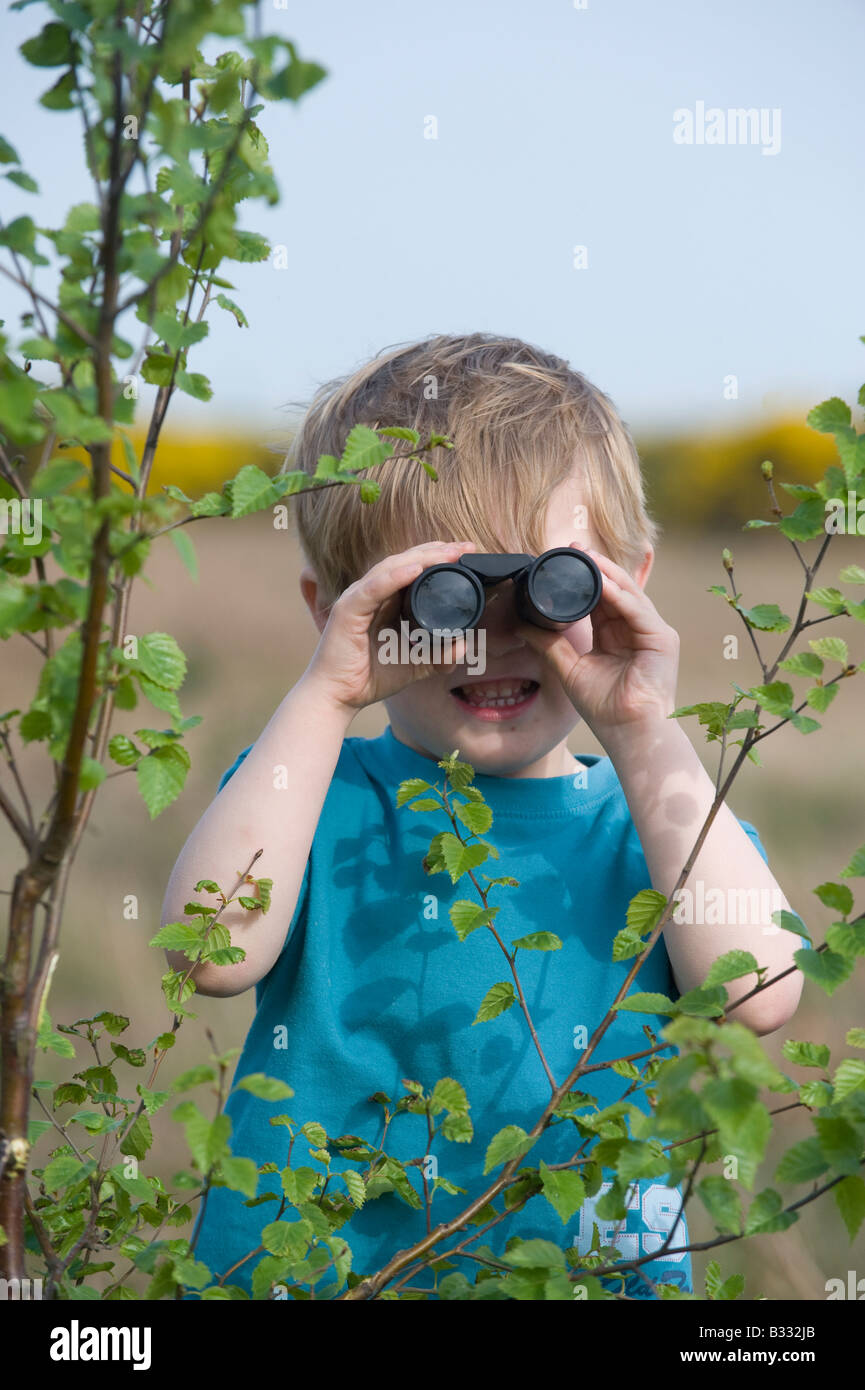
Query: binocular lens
[
  {"left": 411, "top": 568, "right": 482, "bottom": 630},
  {"left": 530, "top": 551, "right": 597, "bottom": 620}
]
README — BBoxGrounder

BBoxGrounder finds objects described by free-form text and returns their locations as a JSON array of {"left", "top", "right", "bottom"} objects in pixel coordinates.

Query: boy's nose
[{"left": 477, "top": 583, "right": 527, "bottom": 655}]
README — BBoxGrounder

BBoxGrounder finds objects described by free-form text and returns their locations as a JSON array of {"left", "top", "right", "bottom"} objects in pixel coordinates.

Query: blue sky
[{"left": 2, "top": 0, "right": 864, "bottom": 439}]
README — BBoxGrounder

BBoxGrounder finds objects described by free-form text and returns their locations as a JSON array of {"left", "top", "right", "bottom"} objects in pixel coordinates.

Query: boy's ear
[
  {"left": 299, "top": 566, "right": 330, "bottom": 635},
  {"left": 633, "top": 546, "right": 654, "bottom": 590}
]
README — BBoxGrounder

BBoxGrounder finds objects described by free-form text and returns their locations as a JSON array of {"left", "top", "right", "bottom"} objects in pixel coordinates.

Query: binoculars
[{"left": 401, "top": 547, "right": 603, "bottom": 634}]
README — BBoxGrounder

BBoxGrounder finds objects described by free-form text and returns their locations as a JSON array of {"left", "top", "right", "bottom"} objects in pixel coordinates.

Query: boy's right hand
[{"left": 304, "top": 540, "right": 478, "bottom": 712}]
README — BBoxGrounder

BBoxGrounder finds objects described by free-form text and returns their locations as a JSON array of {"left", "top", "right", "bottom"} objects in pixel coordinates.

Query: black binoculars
[{"left": 401, "top": 547, "right": 603, "bottom": 634}]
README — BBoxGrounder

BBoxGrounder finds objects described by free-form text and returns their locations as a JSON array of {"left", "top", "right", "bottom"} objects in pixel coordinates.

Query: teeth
[{"left": 457, "top": 679, "right": 535, "bottom": 709}]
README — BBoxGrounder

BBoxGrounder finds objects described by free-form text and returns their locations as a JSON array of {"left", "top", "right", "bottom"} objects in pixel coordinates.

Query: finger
[
  {"left": 590, "top": 568, "right": 662, "bottom": 639},
  {"left": 581, "top": 547, "right": 647, "bottom": 602},
  {"left": 338, "top": 542, "right": 477, "bottom": 623},
  {"left": 513, "top": 619, "right": 586, "bottom": 684}
]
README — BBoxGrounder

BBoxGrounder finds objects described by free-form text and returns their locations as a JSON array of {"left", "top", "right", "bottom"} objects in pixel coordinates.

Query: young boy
[{"left": 162, "top": 332, "right": 804, "bottom": 1300}]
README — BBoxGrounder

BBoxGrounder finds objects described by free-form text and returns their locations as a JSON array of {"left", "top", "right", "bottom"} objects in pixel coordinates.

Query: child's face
[{"left": 385, "top": 473, "right": 627, "bottom": 777}]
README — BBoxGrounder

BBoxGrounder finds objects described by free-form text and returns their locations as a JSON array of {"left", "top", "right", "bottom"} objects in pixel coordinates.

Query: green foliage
[{"left": 2, "top": 0, "right": 864, "bottom": 1303}]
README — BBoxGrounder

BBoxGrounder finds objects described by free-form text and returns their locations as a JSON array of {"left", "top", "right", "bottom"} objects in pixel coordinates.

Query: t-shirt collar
[{"left": 360, "top": 724, "right": 620, "bottom": 819}]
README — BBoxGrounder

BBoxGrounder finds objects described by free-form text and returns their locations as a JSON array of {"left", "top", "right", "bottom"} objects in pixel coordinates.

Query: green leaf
[
  {"left": 378, "top": 426, "right": 419, "bottom": 444},
  {"left": 78, "top": 756, "right": 105, "bottom": 790},
  {"left": 746, "top": 682, "right": 794, "bottom": 716},
  {"left": 778, "top": 498, "right": 827, "bottom": 541},
  {"left": 448, "top": 899, "right": 497, "bottom": 942},
  {"left": 343, "top": 1169, "right": 365, "bottom": 1208},
  {"left": 278, "top": 1166, "right": 317, "bottom": 1207},
  {"left": 136, "top": 746, "right": 189, "bottom": 819},
  {"left": 235, "top": 1073, "right": 294, "bottom": 1101},
  {"left": 825, "top": 921, "right": 865, "bottom": 958},
  {"left": 454, "top": 799, "right": 493, "bottom": 836},
  {"left": 703, "top": 950, "right": 759, "bottom": 988},
  {"left": 744, "top": 1188, "right": 797, "bottom": 1235},
  {"left": 539, "top": 1160, "right": 585, "bottom": 1225},
  {"left": 781, "top": 1039, "right": 830, "bottom": 1069},
  {"left": 338, "top": 423, "right": 392, "bottom": 474},
  {"left": 396, "top": 777, "right": 432, "bottom": 806},
  {"left": 430, "top": 1077, "right": 469, "bottom": 1115},
  {"left": 483, "top": 1125, "right": 535, "bottom": 1174},
  {"left": 804, "top": 683, "right": 837, "bottom": 714},
  {"left": 511, "top": 931, "right": 562, "bottom": 952},
  {"left": 847, "top": 1028, "right": 865, "bottom": 1049},
  {"left": 697, "top": 1176, "right": 742, "bottom": 1235},
  {"left": 137, "top": 632, "right": 186, "bottom": 690},
  {"left": 626, "top": 888, "right": 668, "bottom": 934},
  {"left": 778, "top": 651, "right": 824, "bottom": 678},
  {"left": 473, "top": 981, "right": 516, "bottom": 1025},
  {"left": 261, "top": 1219, "right": 311, "bottom": 1259},
  {"left": 226, "top": 230, "right": 271, "bottom": 263},
  {"left": 805, "top": 586, "right": 846, "bottom": 614},
  {"left": 704, "top": 1260, "right": 745, "bottom": 1301},
  {"left": 218, "top": 1156, "right": 258, "bottom": 1200},
  {"left": 808, "top": 397, "right": 852, "bottom": 432},
  {"left": 108, "top": 734, "right": 141, "bottom": 766},
  {"left": 42, "top": 1154, "right": 88, "bottom": 1193},
  {"left": 502, "top": 1238, "right": 565, "bottom": 1270},
  {"left": 832, "top": 1059, "right": 865, "bottom": 1103},
  {"left": 439, "top": 832, "right": 489, "bottom": 883},
  {"left": 737, "top": 603, "right": 790, "bottom": 632},
  {"left": 815, "top": 1116, "right": 863, "bottom": 1176},
  {"left": 809, "top": 636, "right": 849, "bottom": 666},
  {"left": 772, "top": 908, "right": 811, "bottom": 942},
  {"left": 774, "top": 1137, "right": 829, "bottom": 1185},
  {"left": 722, "top": 1103, "right": 772, "bottom": 1190},
  {"left": 170, "top": 528, "right": 198, "bottom": 581},
  {"left": 701, "top": 1077, "right": 759, "bottom": 1132},
  {"left": 794, "top": 946, "right": 855, "bottom": 995},
  {"left": 20, "top": 21, "right": 75, "bottom": 67},
  {"left": 148, "top": 921, "right": 205, "bottom": 955},
  {"left": 229, "top": 464, "right": 283, "bottom": 517},
  {"left": 120, "top": 1113, "right": 153, "bottom": 1161},
  {"left": 841, "top": 844, "right": 865, "bottom": 878},
  {"left": 834, "top": 1175, "right": 865, "bottom": 1241},
  {"left": 175, "top": 371, "right": 213, "bottom": 403},
  {"left": 799, "top": 1080, "right": 833, "bottom": 1108},
  {"left": 215, "top": 293, "right": 249, "bottom": 328},
  {"left": 613, "top": 992, "right": 678, "bottom": 1016},
  {"left": 441, "top": 1112, "right": 473, "bottom": 1143}
]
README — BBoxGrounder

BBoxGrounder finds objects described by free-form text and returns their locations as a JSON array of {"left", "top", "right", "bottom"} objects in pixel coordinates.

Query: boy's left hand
[{"left": 514, "top": 546, "right": 680, "bottom": 742}]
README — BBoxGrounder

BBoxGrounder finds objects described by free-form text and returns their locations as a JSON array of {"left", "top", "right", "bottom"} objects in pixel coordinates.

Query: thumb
[{"left": 513, "top": 620, "right": 584, "bottom": 689}]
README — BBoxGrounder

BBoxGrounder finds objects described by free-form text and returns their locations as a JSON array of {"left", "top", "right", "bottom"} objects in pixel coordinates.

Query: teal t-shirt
[{"left": 190, "top": 726, "right": 772, "bottom": 1300}]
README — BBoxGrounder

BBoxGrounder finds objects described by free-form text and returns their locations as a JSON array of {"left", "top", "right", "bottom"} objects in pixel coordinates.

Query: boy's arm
[
  {"left": 604, "top": 715, "right": 804, "bottom": 1037},
  {"left": 160, "top": 675, "right": 352, "bottom": 997},
  {"left": 160, "top": 538, "right": 477, "bottom": 997},
  {"left": 513, "top": 545, "right": 804, "bottom": 1038}
]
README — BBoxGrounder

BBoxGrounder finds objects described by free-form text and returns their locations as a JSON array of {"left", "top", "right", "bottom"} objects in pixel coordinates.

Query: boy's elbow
[
  {"left": 162, "top": 949, "right": 252, "bottom": 999},
  {"left": 730, "top": 973, "right": 805, "bottom": 1037}
]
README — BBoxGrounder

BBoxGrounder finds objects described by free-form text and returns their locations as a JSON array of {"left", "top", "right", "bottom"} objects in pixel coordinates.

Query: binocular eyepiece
[{"left": 400, "top": 547, "right": 603, "bottom": 634}]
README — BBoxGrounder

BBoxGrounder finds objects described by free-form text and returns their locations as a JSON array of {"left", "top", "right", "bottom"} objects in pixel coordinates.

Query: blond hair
[{"left": 283, "top": 332, "right": 659, "bottom": 609}]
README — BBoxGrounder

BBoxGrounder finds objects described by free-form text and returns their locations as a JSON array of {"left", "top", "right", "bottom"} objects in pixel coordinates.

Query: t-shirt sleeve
[
  {"left": 217, "top": 744, "right": 254, "bottom": 793},
  {"left": 216, "top": 744, "right": 311, "bottom": 960},
  {"left": 736, "top": 816, "right": 768, "bottom": 865}
]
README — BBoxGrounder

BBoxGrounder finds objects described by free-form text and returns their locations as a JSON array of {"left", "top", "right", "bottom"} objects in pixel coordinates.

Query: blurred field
[{"left": 4, "top": 430, "right": 865, "bottom": 1299}]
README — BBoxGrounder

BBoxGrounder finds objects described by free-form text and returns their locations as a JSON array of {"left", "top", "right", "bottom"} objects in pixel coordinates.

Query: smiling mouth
[{"left": 450, "top": 678, "right": 540, "bottom": 710}]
